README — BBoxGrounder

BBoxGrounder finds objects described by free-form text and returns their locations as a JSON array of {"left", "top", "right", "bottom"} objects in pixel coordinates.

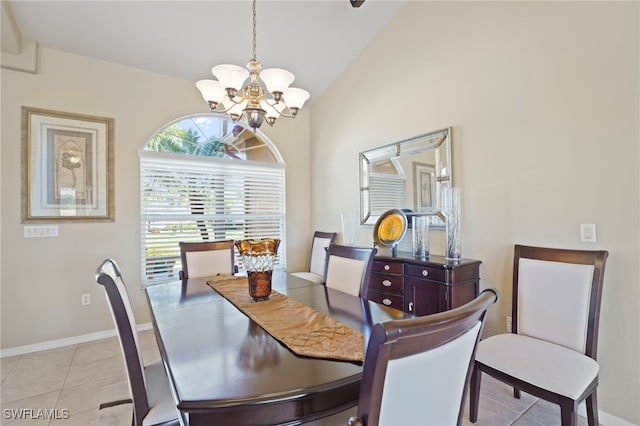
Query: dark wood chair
[
  {"left": 291, "top": 231, "right": 337, "bottom": 283},
  {"left": 469, "top": 245, "right": 608, "bottom": 426},
  {"left": 95, "top": 259, "right": 182, "bottom": 426},
  {"left": 178, "top": 240, "right": 235, "bottom": 279},
  {"left": 345, "top": 289, "right": 498, "bottom": 426},
  {"left": 324, "top": 243, "right": 377, "bottom": 297}
]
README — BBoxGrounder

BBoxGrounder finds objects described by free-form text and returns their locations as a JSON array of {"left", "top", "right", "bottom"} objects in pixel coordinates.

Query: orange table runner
[{"left": 207, "top": 276, "right": 364, "bottom": 362}]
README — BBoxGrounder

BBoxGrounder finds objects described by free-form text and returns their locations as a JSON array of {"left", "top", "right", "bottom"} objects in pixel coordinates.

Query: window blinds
[
  {"left": 140, "top": 150, "right": 286, "bottom": 286},
  {"left": 370, "top": 173, "right": 406, "bottom": 215}
]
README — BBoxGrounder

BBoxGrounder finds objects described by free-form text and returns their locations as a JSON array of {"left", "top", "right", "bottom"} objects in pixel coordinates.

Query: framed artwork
[
  {"left": 21, "top": 107, "right": 114, "bottom": 223},
  {"left": 413, "top": 162, "right": 436, "bottom": 213}
]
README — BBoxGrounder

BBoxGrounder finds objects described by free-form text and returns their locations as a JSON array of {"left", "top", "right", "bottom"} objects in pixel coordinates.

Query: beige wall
[
  {"left": 310, "top": 2, "right": 638, "bottom": 423},
  {"left": 0, "top": 47, "right": 310, "bottom": 348},
  {"left": 1, "top": 1, "right": 638, "bottom": 423}
]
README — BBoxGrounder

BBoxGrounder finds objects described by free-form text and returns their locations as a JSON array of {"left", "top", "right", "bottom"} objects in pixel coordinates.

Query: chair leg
[
  {"left": 513, "top": 387, "right": 521, "bottom": 399},
  {"left": 99, "top": 398, "right": 133, "bottom": 409},
  {"left": 586, "top": 391, "right": 599, "bottom": 426},
  {"left": 559, "top": 399, "right": 578, "bottom": 426},
  {"left": 469, "top": 362, "right": 482, "bottom": 423}
]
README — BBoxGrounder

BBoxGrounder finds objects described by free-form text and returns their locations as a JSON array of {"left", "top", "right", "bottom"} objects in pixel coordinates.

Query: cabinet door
[
  {"left": 447, "top": 280, "right": 479, "bottom": 310},
  {"left": 405, "top": 278, "right": 445, "bottom": 316}
]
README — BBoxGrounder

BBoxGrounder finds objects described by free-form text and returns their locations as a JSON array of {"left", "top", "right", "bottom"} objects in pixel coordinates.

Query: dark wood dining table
[{"left": 144, "top": 270, "right": 411, "bottom": 425}]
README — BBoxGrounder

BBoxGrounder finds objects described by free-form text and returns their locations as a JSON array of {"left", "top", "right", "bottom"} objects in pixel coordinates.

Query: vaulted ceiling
[{"left": 2, "top": 0, "right": 405, "bottom": 103}]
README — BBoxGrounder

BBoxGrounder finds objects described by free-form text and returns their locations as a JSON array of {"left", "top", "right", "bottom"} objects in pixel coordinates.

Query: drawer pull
[
  {"left": 382, "top": 280, "right": 392, "bottom": 287},
  {"left": 382, "top": 298, "right": 392, "bottom": 306},
  {"left": 422, "top": 270, "right": 429, "bottom": 277},
  {"left": 384, "top": 265, "right": 390, "bottom": 271}
]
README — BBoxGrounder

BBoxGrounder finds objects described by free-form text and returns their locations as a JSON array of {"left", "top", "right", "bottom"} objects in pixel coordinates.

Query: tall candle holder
[
  {"left": 412, "top": 215, "right": 430, "bottom": 258},
  {"left": 340, "top": 212, "right": 357, "bottom": 246},
  {"left": 443, "top": 187, "right": 461, "bottom": 261}
]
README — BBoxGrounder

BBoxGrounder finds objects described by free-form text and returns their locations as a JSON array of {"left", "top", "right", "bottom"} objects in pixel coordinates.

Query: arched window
[{"left": 139, "top": 114, "right": 286, "bottom": 285}]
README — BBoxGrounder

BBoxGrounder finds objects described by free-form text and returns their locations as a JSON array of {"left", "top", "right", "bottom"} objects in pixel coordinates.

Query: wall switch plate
[
  {"left": 580, "top": 224, "right": 596, "bottom": 243},
  {"left": 506, "top": 315, "right": 512, "bottom": 333},
  {"left": 24, "top": 225, "right": 59, "bottom": 238}
]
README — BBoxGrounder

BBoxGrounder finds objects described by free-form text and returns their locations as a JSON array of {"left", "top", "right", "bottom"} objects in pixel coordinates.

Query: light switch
[
  {"left": 580, "top": 224, "right": 596, "bottom": 243},
  {"left": 24, "top": 225, "right": 59, "bottom": 238}
]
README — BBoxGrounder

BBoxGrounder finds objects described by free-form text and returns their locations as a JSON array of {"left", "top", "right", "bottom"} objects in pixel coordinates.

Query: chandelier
[{"left": 196, "top": 0, "right": 310, "bottom": 130}]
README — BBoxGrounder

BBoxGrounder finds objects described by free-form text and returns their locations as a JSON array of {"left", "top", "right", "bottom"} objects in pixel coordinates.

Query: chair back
[
  {"left": 513, "top": 245, "right": 608, "bottom": 356},
  {"left": 96, "top": 259, "right": 150, "bottom": 425},
  {"left": 324, "top": 244, "right": 376, "bottom": 297},
  {"left": 309, "top": 231, "right": 337, "bottom": 276},
  {"left": 179, "top": 240, "right": 235, "bottom": 279},
  {"left": 354, "top": 289, "right": 498, "bottom": 426}
]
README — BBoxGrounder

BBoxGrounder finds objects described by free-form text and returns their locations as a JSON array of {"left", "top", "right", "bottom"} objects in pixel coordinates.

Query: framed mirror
[{"left": 359, "top": 127, "right": 452, "bottom": 228}]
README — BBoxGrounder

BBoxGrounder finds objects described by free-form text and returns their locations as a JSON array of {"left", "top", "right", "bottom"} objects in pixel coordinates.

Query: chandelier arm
[
  {"left": 262, "top": 102, "right": 299, "bottom": 119},
  {"left": 272, "top": 108, "right": 296, "bottom": 119},
  {"left": 210, "top": 99, "right": 246, "bottom": 114}
]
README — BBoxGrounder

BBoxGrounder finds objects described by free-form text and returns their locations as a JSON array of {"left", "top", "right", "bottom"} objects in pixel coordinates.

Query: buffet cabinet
[{"left": 367, "top": 251, "right": 481, "bottom": 316}]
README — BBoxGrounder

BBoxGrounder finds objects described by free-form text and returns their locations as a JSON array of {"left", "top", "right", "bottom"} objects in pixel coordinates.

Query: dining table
[{"left": 144, "top": 270, "right": 412, "bottom": 425}]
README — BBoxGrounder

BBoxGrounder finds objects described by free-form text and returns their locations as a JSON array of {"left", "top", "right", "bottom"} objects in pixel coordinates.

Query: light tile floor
[{"left": 1, "top": 330, "right": 592, "bottom": 426}]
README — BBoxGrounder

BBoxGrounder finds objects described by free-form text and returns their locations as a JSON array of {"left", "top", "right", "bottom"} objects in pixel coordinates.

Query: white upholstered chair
[
  {"left": 96, "top": 259, "right": 182, "bottom": 426},
  {"left": 178, "top": 240, "right": 235, "bottom": 279},
  {"left": 342, "top": 289, "right": 498, "bottom": 426},
  {"left": 290, "top": 231, "right": 336, "bottom": 283},
  {"left": 469, "top": 245, "right": 608, "bottom": 426},
  {"left": 324, "top": 244, "right": 376, "bottom": 297}
]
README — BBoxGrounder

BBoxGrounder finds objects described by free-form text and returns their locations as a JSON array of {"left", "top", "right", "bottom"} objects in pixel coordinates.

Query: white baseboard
[
  {"left": 585, "top": 408, "right": 636, "bottom": 426},
  {"left": 0, "top": 323, "right": 153, "bottom": 358}
]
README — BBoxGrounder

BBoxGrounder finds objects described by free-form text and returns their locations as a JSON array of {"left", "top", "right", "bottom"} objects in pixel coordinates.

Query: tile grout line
[
  {"left": 48, "top": 344, "right": 78, "bottom": 426},
  {"left": 0, "top": 354, "right": 23, "bottom": 386}
]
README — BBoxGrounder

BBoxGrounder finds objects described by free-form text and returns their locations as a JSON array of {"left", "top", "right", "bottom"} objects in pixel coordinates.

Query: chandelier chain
[{"left": 252, "top": 0, "right": 257, "bottom": 61}]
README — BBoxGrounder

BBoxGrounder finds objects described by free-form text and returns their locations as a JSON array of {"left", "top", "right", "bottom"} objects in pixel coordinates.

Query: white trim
[
  {"left": 0, "top": 323, "right": 153, "bottom": 358},
  {"left": 577, "top": 404, "right": 635, "bottom": 426}
]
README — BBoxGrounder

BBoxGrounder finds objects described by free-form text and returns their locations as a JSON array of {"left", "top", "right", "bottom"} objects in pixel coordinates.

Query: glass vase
[
  {"left": 235, "top": 238, "right": 280, "bottom": 302},
  {"left": 443, "top": 187, "right": 461, "bottom": 261},
  {"left": 340, "top": 212, "right": 357, "bottom": 246},
  {"left": 412, "top": 215, "right": 430, "bottom": 258}
]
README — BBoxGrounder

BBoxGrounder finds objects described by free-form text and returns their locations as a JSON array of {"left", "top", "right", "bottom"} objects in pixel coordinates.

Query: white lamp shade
[
  {"left": 212, "top": 64, "right": 249, "bottom": 91},
  {"left": 260, "top": 68, "right": 294, "bottom": 94},
  {"left": 283, "top": 87, "right": 310, "bottom": 109},
  {"left": 196, "top": 79, "right": 225, "bottom": 103}
]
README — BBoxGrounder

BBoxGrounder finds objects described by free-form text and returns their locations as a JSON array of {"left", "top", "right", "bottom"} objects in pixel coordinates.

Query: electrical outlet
[
  {"left": 81, "top": 293, "right": 91, "bottom": 306},
  {"left": 506, "top": 315, "right": 512, "bottom": 333}
]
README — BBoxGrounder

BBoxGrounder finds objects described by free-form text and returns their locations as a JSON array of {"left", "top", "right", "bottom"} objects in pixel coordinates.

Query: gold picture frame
[{"left": 21, "top": 107, "right": 114, "bottom": 223}]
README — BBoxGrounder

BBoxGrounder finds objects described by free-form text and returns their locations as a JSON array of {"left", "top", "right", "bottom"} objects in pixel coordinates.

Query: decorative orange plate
[{"left": 373, "top": 209, "right": 408, "bottom": 248}]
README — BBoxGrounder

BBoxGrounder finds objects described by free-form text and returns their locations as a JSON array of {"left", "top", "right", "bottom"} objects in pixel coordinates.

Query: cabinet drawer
[
  {"left": 405, "top": 264, "right": 446, "bottom": 282},
  {"left": 372, "top": 261, "right": 404, "bottom": 274},
  {"left": 368, "top": 291, "right": 404, "bottom": 311},
  {"left": 370, "top": 273, "right": 404, "bottom": 294}
]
